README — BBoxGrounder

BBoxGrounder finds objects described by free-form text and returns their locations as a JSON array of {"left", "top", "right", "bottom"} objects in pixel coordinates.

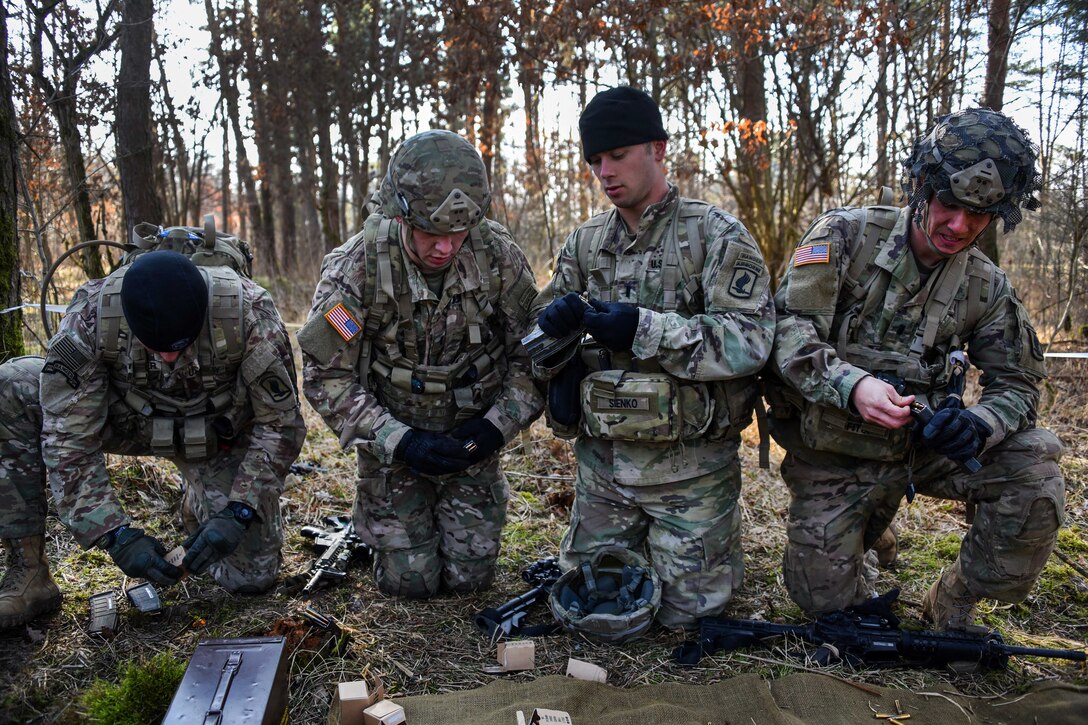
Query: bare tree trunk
[
  {"left": 221, "top": 112, "right": 231, "bottom": 227},
  {"left": 1, "top": 11, "right": 25, "bottom": 360},
  {"left": 117, "top": 0, "right": 163, "bottom": 236},
  {"left": 28, "top": 0, "right": 119, "bottom": 279},
  {"left": 978, "top": 0, "right": 1014, "bottom": 263}
]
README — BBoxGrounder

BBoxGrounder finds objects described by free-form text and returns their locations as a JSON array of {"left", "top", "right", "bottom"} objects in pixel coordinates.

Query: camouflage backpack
[{"left": 125, "top": 214, "right": 253, "bottom": 279}]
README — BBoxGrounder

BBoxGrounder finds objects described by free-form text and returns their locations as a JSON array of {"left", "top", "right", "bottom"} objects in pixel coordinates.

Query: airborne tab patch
[
  {"left": 324, "top": 303, "right": 361, "bottom": 342},
  {"left": 793, "top": 243, "right": 831, "bottom": 267}
]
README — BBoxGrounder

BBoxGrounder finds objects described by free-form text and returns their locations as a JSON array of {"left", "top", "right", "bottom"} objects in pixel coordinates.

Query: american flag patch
[
  {"left": 324, "top": 303, "right": 361, "bottom": 342},
  {"left": 793, "top": 243, "right": 831, "bottom": 266}
]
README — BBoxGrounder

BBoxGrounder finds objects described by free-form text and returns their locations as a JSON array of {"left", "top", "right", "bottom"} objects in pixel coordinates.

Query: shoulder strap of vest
[
  {"left": 672, "top": 201, "right": 710, "bottom": 312},
  {"left": 912, "top": 250, "right": 970, "bottom": 354},
  {"left": 97, "top": 267, "right": 128, "bottom": 363},
  {"left": 843, "top": 205, "right": 903, "bottom": 304},
  {"left": 202, "top": 267, "right": 245, "bottom": 367},
  {"left": 577, "top": 212, "right": 615, "bottom": 301},
  {"left": 958, "top": 250, "right": 997, "bottom": 339}
]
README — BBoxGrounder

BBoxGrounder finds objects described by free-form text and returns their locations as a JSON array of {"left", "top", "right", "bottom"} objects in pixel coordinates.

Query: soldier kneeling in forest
[
  {"left": 299, "top": 130, "right": 543, "bottom": 599},
  {"left": 764, "top": 108, "right": 1065, "bottom": 630},
  {"left": 0, "top": 248, "right": 305, "bottom": 628}
]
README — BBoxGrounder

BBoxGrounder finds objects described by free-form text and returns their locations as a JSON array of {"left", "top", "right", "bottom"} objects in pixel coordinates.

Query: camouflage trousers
[
  {"left": 560, "top": 436, "right": 744, "bottom": 629},
  {"left": 0, "top": 357, "right": 46, "bottom": 539},
  {"left": 0, "top": 356, "right": 285, "bottom": 593},
  {"left": 353, "top": 450, "right": 509, "bottom": 598},
  {"left": 779, "top": 426, "right": 1064, "bottom": 614}
]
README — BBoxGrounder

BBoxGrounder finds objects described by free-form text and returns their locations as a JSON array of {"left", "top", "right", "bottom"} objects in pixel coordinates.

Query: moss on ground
[{"left": 81, "top": 652, "right": 186, "bottom": 725}]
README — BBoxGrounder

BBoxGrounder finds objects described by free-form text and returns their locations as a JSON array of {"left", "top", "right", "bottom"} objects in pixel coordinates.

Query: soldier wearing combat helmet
[
  {"left": 765, "top": 108, "right": 1063, "bottom": 630},
  {"left": 299, "top": 130, "right": 543, "bottom": 599}
]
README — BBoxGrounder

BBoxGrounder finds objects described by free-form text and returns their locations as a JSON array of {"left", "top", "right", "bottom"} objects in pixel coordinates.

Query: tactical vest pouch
[
  {"left": 800, "top": 401, "right": 911, "bottom": 462},
  {"left": 579, "top": 371, "right": 713, "bottom": 442}
]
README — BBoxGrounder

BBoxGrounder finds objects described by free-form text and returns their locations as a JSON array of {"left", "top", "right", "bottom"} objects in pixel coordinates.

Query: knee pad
[
  {"left": 442, "top": 554, "right": 497, "bottom": 594},
  {"left": 374, "top": 541, "right": 441, "bottom": 599}
]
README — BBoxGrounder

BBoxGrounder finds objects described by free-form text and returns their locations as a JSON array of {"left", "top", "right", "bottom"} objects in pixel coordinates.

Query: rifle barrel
[{"left": 1001, "top": 644, "right": 1087, "bottom": 662}]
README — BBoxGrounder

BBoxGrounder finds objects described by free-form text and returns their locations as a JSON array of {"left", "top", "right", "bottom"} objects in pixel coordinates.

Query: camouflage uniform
[
  {"left": 299, "top": 216, "right": 543, "bottom": 597},
  {"left": 533, "top": 184, "right": 775, "bottom": 628},
  {"left": 0, "top": 266, "right": 307, "bottom": 593},
  {"left": 767, "top": 206, "right": 1064, "bottom": 614},
  {"left": 0, "top": 357, "right": 47, "bottom": 539}
]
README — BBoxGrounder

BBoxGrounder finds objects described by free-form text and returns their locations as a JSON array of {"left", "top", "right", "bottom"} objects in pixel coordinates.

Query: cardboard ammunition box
[
  {"left": 520, "top": 709, "right": 572, "bottom": 724},
  {"left": 163, "top": 636, "right": 288, "bottom": 724},
  {"left": 496, "top": 640, "right": 535, "bottom": 671},
  {"left": 329, "top": 675, "right": 386, "bottom": 725},
  {"left": 362, "top": 699, "right": 405, "bottom": 725},
  {"left": 564, "top": 658, "right": 607, "bottom": 683}
]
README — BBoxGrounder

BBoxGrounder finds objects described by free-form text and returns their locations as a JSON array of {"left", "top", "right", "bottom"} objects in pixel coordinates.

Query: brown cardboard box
[
  {"left": 164, "top": 546, "right": 188, "bottom": 578},
  {"left": 496, "top": 640, "right": 535, "bottom": 671},
  {"left": 363, "top": 699, "right": 406, "bottom": 725},
  {"left": 564, "top": 658, "right": 607, "bottom": 683},
  {"left": 330, "top": 676, "right": 386, "bottom": 725}
]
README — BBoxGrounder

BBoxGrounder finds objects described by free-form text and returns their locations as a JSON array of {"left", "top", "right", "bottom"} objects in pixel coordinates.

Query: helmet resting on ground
[
  {"left": 901, "top": 107, "right": 1041, "bottom": 233},
  {"left": 379, "top": 129, "right": 491, "bottom": 234},
  {"left": 549, "top": 547, "right": 660, "bottom": 643}
]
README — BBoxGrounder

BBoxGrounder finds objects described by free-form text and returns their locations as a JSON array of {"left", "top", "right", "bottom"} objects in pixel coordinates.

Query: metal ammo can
[{"left": 163, "top": 636, "right": 289, "bottom": 724}]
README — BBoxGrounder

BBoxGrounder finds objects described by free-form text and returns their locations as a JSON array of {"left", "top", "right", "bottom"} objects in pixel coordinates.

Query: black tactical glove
[
  {"left": 583, "top": 299, "right": 639, "bottom": 352},
  {"left": 538, "top": 292, "right": 587, "bottom": 338},
  {"left": 394, "top": 429, "right": 474, "bottom": 476},
  {"left": 108, "top": 526, "right": 183, "bottom": 586},
  {"left": 451, "top": 417, "right": 506, "bottom": 465},
  {"left": 921, "top": 408, "right": 993, "bottom": 463},
  {"left": 182, "top": 505, "right": 250, "bottom": 575}
]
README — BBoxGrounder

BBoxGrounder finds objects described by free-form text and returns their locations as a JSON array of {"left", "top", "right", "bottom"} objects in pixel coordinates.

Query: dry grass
[{"left": 1, "top": 356, "right": 1086, "bottom": 723}]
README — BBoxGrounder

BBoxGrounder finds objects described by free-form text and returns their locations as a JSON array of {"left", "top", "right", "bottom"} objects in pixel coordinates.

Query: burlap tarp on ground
[{"left": 397, "top": 673, "right": 1088, "bottom": 724}]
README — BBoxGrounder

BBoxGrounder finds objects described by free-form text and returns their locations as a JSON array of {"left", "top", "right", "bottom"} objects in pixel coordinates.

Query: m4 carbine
[
  {"left": 474, "top": 557, "right": 563, "bottom": 638},
  {"left": 299, "top": 515, "right": 372, "bottom": 595},
  {"left": 675, "top": 608, "right": 1087, "bottom": 671}
]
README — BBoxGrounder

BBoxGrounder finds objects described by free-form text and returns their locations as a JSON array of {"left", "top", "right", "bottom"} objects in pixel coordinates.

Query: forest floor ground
[{"left": 1, "top": 343, "right": 1086, "bottom": 723}]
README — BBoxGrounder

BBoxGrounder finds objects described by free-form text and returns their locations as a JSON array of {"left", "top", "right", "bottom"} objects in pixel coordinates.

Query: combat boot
[
  {"left": 922, "top": 566, "right": 985, "bottom": 633},
  {"left": 872, "top": 525, "right": 898, "bottom": 567},
  {"left": 0, "top": 536, "right": 63, "bottom": 628}
]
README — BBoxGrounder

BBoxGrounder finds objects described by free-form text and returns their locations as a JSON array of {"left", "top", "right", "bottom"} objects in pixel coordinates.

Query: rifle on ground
[
  {"left": 298, "top": 515, "right": 372, "bottom": 595},
  {"left": 675, "top": 606, "right": 1086, "bottom": 671},
  {"left": 474, "top": 557, "right": 563, "bottom": 638}
]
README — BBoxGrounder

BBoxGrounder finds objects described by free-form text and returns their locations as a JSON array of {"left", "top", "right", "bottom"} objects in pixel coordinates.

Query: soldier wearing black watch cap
[
  {"left": 0, "top": 249, "right": 305, "bottom": 627},
  {"left": 528, "top": 86, "right": 775, "bottom": 632}
]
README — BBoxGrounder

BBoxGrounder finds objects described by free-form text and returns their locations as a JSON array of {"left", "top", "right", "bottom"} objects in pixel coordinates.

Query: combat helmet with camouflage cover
[
  {"left": 378, "top": 129, "right": 491, "bottom": 234},
  {"left": 902, "top": 107, "right": 1041, "bottom": 233},
  {"left": 549, "top": 547, "right": 661, "bottom": 643}
]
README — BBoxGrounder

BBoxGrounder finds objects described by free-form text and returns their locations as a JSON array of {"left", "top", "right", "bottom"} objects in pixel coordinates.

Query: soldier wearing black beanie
[
  {"left": 578, "top": 85, "right": 669, "bottom": 162},
  {"left": 120, "top": 251, "right": 208, "bottom": 353},
  {"left": 531, "top": 83, "right": 775, "bottom": 633}
]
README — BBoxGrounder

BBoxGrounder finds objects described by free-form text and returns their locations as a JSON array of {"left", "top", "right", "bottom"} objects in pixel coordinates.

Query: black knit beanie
[
  {"left": 120, "top": 251, "right": 208, "bottom": 353},
  {"left": 579, "top": 86, "right": 668, "bottom": 161}
]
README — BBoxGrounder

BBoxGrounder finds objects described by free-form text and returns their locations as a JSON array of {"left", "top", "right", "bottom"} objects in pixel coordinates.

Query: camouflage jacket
[
  {"left": 771, "top": 206, "right": 1046, "bottom": 450},
  {"left": 40, "top": 271, "right": 306, "bottom": 548},
  {"left": 534, "top": 185, "right": 774, "bottom": 380},
  {"left": 299, "top": 215, "right": 543, "bottom": 463},
  {"left": 532, "top": 185, "right": 775, "bottom": 483}
]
